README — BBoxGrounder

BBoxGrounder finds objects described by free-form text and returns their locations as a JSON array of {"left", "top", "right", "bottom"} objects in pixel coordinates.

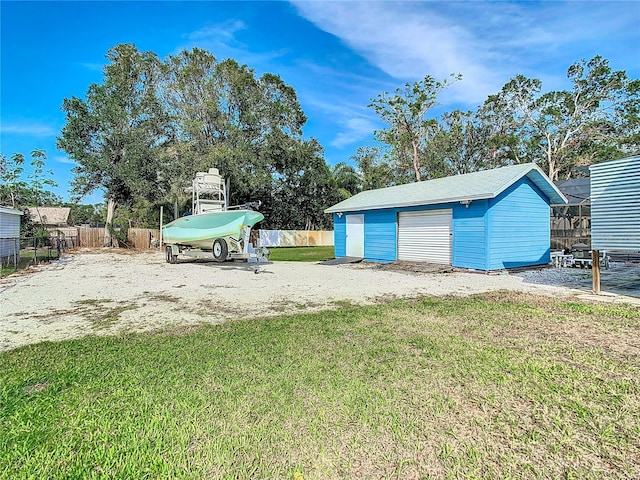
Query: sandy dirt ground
[{"left": 2, "top": 250, "right": 639, "bottom": 352}]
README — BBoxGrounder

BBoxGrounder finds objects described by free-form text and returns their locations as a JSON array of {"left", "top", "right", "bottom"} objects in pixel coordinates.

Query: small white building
[{"left": 0, "top": 206, "right": 23, "bottom": 262}]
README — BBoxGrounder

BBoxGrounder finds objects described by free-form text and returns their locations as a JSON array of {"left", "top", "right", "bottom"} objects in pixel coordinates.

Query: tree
[
  {"left": 429, "top": 110, "right": 507, "bottom": 176},
  {"left": 160, "top": 48, "right": 329, "bottom": 229},
  {"left": 369, "top": 74, "right": 461, "bottom": 182},
  {"left": 482, "top": 56, "right": 639, "bottom": 180},
  {"left": 0, "top": 153, "right": 27, "bottom": 209},
  {"left": 351, "top": 145, "right": 396, "bottom": 190},
  {"left": 331, "top": 162, "right": 361, "bottom": 200},
  {"left": 25, "top": 149, "right": 59, "bottom": 233},
  {"left": 258, "top": 131, "right": 335, "bottom": 229},
  {"left": 66, "top": 203, "right": 105, "bottom": 226},
  {"left": 0, "top": 150, "right": 60, "bottom": 235},
  {"left": 58, "top": 44, "right": 172, "bottom": 246},
  {"left": 60, "top": 44, "right": 350, "bottom": 234}
]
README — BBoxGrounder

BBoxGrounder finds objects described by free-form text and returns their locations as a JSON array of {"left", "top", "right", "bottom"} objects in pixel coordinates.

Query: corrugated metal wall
[
  {"left": 487, "top": 178, "right": 551, "bottom": 270},
  {"left": 590, "top": 156, "right": 640, "bottom": 251},
  {"left": 0, "top": 209, "right": 22, "bottom": 259}
]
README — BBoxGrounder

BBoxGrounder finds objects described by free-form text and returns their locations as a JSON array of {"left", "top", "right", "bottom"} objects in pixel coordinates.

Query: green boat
[
  {"left": 162, "top": 209, "right": 264, "bottom": 250},
  {"left": 162, "top": 168, "right": 266, "bottom": 263}
]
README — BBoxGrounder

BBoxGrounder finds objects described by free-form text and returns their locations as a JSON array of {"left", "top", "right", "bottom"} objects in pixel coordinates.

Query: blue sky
[{"left": 1, "top": 0, "right": 639, "bottom": 204}]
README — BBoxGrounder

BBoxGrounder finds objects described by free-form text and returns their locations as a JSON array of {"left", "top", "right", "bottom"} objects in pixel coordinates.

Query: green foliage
[
  {"left": 58, "top": 44, "right": 340, "bottom": 231},
  {"left": 0, "top": 151, "right": 61, "bottom": 211},
  {"left": 0, "top": 153, "right": 26, "bottom": 209},
  {"left": 330, "top": 162, "right": 360, "bottom": 200},
  {"left": 66, "top": 203, "right": 105, "bottom": 226},
  {"left": 351, "top": 145, "right": 397, "bottom": 189},
  {"left": 0, "top": 150, "right": 61, "bottom": 236},
  {"left": 429, "top": 109, "right": 507, "bottom": 176},
  {"left": 369, "top": 74, "right": 461, "bottom": 181},
  {"left": 480, "top": 56, "right": 639, "bottom": 179},
  {"left": 160, "top": 49, "right": 331, "bottom": 229},
  {"left": 364, "top": 55, "right": 638, "bottom": 185},
  {"left": 58, "top": 44, "right": 173, "bottom": 244}
]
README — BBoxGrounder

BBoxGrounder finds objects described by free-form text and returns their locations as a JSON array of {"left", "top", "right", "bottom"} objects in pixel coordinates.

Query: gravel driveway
[{"left": 1, "top": 250, "right": 638, "bottom": 352}]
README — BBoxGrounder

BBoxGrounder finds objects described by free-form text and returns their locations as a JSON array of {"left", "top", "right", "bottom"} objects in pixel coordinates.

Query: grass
[
  {"left": 267, "top": 246, "right": 334, "bottom": 262},
  {"left": 0, "top": 249, "right": 60, "bottom": 277},
  {"left": 1, "top": 292, "right": 639, "bottom": 479}
]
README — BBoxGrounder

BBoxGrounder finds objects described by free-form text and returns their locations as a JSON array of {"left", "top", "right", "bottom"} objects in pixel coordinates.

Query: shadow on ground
[{"left": 522, "top": 262, "right": 640, "bottom": 299}]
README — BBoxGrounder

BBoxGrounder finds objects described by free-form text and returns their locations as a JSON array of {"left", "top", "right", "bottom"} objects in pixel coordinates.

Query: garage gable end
[{"left": 487, "top": 177, "right": 551, "bottom": 270}]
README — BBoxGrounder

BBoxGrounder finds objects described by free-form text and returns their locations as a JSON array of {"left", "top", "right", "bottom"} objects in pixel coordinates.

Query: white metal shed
[
  {"left": 0, "top": 206, "right": 23, "bottom": 261},
  {"left": 590, "top": 156, "right": 640, "bottom": 251}
]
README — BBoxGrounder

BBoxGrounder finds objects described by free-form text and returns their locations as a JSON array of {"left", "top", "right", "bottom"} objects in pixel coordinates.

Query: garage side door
[
  {"left": 398, "top": 209, "right": 452, "bottom": 264},
  {"left": 346, "top": 214, "right": 365, "bottom": 257}
]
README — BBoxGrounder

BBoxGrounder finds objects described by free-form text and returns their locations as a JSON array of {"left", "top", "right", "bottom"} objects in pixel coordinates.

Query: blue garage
[{"left": 325, "top": 163, "right": 567, "bottom": 271}]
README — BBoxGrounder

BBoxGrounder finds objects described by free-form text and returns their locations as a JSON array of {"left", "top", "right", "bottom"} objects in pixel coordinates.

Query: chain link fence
[{"left": 0, "top": 236, "right": 70, "bottom": 276}]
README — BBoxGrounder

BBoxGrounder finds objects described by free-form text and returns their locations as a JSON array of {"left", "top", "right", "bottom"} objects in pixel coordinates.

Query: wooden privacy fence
[
  {"left": 69, "top": 227, "right": 160, "bottom": 249},
  {"left": 127, "top": 228, "right": 160, "bottom": 249},
  {"left": 78, "top": 227, "right": 105, "bottom": 248},
  {"left": 258, "top": 230, "right": 334, "bottom": 247}
]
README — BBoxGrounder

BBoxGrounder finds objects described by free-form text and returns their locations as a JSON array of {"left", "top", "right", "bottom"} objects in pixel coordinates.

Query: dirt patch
[{"left": 1, "top": 250, "right": 638, "bottom": 352}]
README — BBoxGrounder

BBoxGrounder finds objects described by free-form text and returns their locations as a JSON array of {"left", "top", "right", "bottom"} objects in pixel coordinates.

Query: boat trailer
[{"left": 164, "top": 225, "right": 269, "bottom": 264}]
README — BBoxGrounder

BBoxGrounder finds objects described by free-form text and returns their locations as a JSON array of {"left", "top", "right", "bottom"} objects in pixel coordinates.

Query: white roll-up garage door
[{"left": 398, "top": 209, "right": 452, "bottom": 264}]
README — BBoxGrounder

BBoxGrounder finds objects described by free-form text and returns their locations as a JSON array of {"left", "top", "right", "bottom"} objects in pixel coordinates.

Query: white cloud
[
  {"left": 187, "top": 20, "right": 247, "bottom": 43},
  {"left": 0, "top": 122, "right": 57, "bottom": 137},
  {"left": 81, "top": 62, "right": 103, "bottom": 72},
  {"left": 180, "top": 20, "right": 290, "bottom": 70},
  {"left": 290, "top": 1, "right": 640, "bottom": 106},
  {"left": 330, "top": 117, "right": 378, "bottom": 149},
  {"left": 53, "top": 155, "right": 76, "bottom": 165},
  {"left": 290, "top": 2, "right": 503, "bottom": 105}
]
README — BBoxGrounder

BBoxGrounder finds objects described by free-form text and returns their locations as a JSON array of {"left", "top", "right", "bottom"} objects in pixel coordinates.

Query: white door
[
  {"left": 398, "top": 210, "right": 452, "bottom": 264},
  {"left": 346, "top": 214, "right": 365, "bottom": 257}
]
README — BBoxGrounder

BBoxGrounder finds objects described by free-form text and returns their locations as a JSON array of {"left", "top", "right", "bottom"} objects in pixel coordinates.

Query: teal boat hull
[{"left": 162, "top": 210, "right": 264, "bottom": 249}]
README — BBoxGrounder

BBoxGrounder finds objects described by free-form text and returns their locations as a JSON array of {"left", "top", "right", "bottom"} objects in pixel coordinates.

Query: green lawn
[
  {"left": 0, "top": 249, "right": 58, "bottom": 277},
  {"left": 1, "top": 293, "right": 639, "bottom": 479},
  {"left": 267, "top": 246, "right": 334, "bottom": 262}
]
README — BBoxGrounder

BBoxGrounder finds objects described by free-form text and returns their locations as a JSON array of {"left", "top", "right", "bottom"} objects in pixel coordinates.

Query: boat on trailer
[{"left": 161, "top": 168, "right": 268, "bottom": 264}]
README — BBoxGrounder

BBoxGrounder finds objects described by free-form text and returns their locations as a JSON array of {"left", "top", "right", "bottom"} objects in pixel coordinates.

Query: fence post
[{"left": 14, "top": 238, "right": 19, "bottom": 271}]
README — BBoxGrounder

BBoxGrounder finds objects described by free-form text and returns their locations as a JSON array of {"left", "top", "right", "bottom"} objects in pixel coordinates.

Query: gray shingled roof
[
  {"left": 28, "top": 207, "right": 71, "bottom": 226},
  {"left": 325, "top": 162, "right": 567, "bottom": 213}
]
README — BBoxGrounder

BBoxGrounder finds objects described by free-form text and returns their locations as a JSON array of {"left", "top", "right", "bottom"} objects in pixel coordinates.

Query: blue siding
[
  {"left": 487, "top": 178, "right": 550, "bottom": 270},
  {"left": 452, "top": 199, "right": 488, "bottom": 270},
  {"left": 333, "top": 214, "right": 346, "bottom": 257},
  {"left": 330, "top": 177, "right": 552, "bottom": 271},
  {"left": 363, "top": 209, "right": 396, "bottom": 262}
]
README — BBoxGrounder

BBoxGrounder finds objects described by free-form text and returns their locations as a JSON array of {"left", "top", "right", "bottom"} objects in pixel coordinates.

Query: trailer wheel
[
  {"left": 212, "top": 238, "right": 228, "bottom": 262},
  {"left": 165, "top": 246, "right": 177, "bottom": 264}
]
